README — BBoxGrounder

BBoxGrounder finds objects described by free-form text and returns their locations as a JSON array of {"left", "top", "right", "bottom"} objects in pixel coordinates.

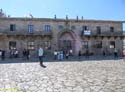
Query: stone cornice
[{"left": 0, "top": 17, "right": 123, "bottom": 23}]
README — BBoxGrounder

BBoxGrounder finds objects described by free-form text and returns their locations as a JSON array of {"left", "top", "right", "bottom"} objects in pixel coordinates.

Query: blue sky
[
  {"left": 0, "top": 0, "right": 124, "bottom": 20},
  {"left": 0, "top": 0, "right": 125, "bottom": 29}
]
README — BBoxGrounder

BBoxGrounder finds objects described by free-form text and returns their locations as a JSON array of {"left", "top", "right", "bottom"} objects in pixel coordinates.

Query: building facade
[{"left": 0, "top": 17, "right": 124, "bottom": 57}]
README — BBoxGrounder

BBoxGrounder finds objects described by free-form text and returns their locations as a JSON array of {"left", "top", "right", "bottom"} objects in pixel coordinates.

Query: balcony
[
  {"left": 81, "top": 30, "right": 125, "bottom": 37},
  {"left": 0, "top": 30, "right": 52, "bottom": 36}
]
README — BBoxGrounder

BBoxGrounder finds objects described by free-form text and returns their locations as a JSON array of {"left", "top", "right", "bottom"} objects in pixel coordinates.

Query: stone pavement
[{"left": 0, "top": 59, "right": 125, "bottom": 92}]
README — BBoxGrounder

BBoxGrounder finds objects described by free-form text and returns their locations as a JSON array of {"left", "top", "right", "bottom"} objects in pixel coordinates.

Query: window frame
[
  {"left": 28, "top": 24, "right": 34, "bottom": 33},
  {"left": 110, "top": 26, "right": 114, "bottom": 32},
  {"left": 10, "top": 24, "right": 16, "bottom": 31},
  {"left": 27, "top": 41, "right": 35, "bottom": 50},
  {"left": 9, "top": 41, "right": 16, "bottom": 50},
  {"left": 109, "top": 41, "right": 115, "bottom": 48},
  {"left": 45, "top": 25, "right": 51, "bottom": 32}
]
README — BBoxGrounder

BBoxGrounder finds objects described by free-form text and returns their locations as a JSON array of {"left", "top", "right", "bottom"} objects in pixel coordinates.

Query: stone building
[{"left": 0, "top": 17, "right": 124, "bottom": 57}]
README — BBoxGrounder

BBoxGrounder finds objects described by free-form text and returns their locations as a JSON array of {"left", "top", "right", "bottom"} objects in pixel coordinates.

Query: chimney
[
  {"left": 76, "top": 16, "right": 79, "bottom": 21},
  {"left": 82, "top": 16, "right": 84, "bottom": 20},
  {"left": 66, "top": 15, "right": 68, "bottom": 20},
  {"left": 54, "top": 15, "right": 57, "bottom": 19}
]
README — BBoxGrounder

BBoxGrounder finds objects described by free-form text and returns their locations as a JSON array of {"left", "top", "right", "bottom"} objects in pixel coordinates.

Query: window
[
  {"left": 9, "top": 41, "right": 16, "bottom": 50},
  {"left": 10, "top": 24, "right": 16, "bottom": 31},
  {"left": 82, "top": 26, "right": 88, "bottom": 30},
  {"left": 95, "top": 41, "right": 102, "bottom": 48},
  {"left": 28, "top": 24, "right": 34, "bottom": 33},
  {"left": 110, "top": 27, "right": 114, "bottom": 32},
  {"left": 110, "top": 41, "right": 115, "bottom": 48},
  {"left": 71, "top": 26, "right": 76, "bottom": 30},
  {"left": 27, "top": 42, "right": 35, "bottom": 50},
  {"left": 82, "top": 41, "right": 88, "bottom": 48},
  {"left": 58, "top": 25, "right": 64, "bottom": 30},
  {"left": 45, "top": 25, "right": 51, "bottom": 32},
  {"left": 44, "top": 41, "right": 51, "bottom": 49},
  {"left": 96, "top": 26, "right": 101, "bottom": 34}
]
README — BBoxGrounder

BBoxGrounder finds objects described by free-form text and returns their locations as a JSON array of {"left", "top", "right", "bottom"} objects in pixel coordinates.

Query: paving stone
[{"left": 0, "top": 59, "right": 125, "bottom": 92}]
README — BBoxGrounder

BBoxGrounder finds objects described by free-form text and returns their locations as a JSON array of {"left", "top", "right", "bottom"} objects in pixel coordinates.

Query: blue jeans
[{"left": 39, "top": 56, "right": 43, "bottom": 65}]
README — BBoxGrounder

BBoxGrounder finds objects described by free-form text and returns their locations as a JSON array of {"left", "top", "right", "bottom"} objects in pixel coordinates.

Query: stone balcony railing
[
  {"left": 0, "top": 30, "right": 52, "bottom": 36},
  {"left": 81, "top": 30, "right": 125, "bottom": 37}
]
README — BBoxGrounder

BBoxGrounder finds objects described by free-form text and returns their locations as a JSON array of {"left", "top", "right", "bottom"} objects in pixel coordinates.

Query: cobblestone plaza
[{"left": 0, "top": 59, "right": 125, "bottom": 92}]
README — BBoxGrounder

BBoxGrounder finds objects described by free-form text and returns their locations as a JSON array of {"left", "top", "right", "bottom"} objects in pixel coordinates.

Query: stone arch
[{"left": 57, "top": 29, "right": 77, "bottom": 55}]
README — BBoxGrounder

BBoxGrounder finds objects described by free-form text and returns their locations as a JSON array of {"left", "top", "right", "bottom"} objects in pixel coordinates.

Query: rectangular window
[
  {"left": 27, "top": 42, "right": 35, "bottom": 50},
  {"left": 28, "top": 25, "right": 34, "bottom": 33},
  {"left": 10, "top": 24, "right": 16, "bottom": 31},
  {"left": 95, "top": 41, "right": 102, "bottom": 48},
  {"left": 82, "top": 41, "right": 88, "bottom": 49},
  {"left": 110, "top": 41, "right": 115, "bottom": 48},
  {"left": 44, "top": 41, "right": 51, "bottom": 49},
  {"left": 71, "top": 25, "right": 76, "bottom": 30},
  {"left": 9, "top": 41, "right": 16, "bottom": 50},
  {"left": 58, "top": 25, "right": 63, "bottom": 30},
  {"left": 82, "top": 26, "right": 88, "bottom": 30},
  {"left": 45, "top": 25, "right": 51, "bottom": 32},
  {"left": 110, "top": 27, "right": 114, "bottom": 32},
  {"left": 96, "top": 26, "right": 101, "bottom": 34}
]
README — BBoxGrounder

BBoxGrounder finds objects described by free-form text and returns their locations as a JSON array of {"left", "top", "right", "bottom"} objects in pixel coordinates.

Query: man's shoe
[{"left": 41, "top": 64, "right": 46, "bottom": 68}]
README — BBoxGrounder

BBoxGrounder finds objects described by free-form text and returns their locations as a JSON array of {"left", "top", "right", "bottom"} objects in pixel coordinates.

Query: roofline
[{"left": 0, "top": 17, "right": 124, "bottom": 23}]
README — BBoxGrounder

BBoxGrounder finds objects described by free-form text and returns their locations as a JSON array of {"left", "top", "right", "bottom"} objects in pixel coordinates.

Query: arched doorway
[{"left": 58, "top": 30, "right": 76, "bottom": 54}]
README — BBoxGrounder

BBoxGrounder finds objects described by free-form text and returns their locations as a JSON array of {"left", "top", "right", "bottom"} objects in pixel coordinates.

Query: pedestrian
[
  {"left": 60, "top": 50, "right": 64, "bottom": 61},
  {"left": 23, "top": 49, "right": 26, "bottom": 59},
  {"left": 78, "top": 50, "right": 81, "bottom": 60},
  {"left": 57, "top": 51, "right": 60, "bottom": 60},
  {"left": 54, "top": 50, "right": 57, "bottom": 60},
  {"left": 123, "top": 49, "right": 125, "bottom": 61},
  {"left": 103, "top": 50, "right": 106, "bottom": 56},
  {"left": 10, "top": 49, "right": 14, "bottom": 58},
  {"left": 26, "top": 49, "right": 30, "bottom": 60},
  {"left": 14, "top": 49, "right": 19, "bottom": 58},
  {"left": 0, "top": 50, "right": 2, "bottom": 60},
  {"left": 38, "top": 47, "right": 46, "bottom": 68},
  {"left": 114, "top": 48, "right": 118, "bottom": 58},
  {"left": 69, "top": 49, "right": 73, "bottom": 56},
  {"left": 86, "top": 49, "right": 89, "bottom": 59},
  {"left": 66, "top": 51, "right": 69, "bottom": 59},
  {"left": 1, "top": 50, "right": 5, "bottom": 60}
]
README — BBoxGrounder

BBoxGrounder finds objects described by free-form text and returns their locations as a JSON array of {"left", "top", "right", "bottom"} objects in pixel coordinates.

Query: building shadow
[{"left": 0, "top": 55, "right": 123, "bottom": 64}]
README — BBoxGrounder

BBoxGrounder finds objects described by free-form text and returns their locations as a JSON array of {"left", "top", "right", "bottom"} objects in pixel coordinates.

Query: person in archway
[{"left": 38, "top": 47, "right": 46, "bottom": 68}]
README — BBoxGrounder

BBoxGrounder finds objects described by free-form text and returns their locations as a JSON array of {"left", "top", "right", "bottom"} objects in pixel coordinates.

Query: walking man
[{"left": 38, "top": 47, "right": 46, "bottom": 68}]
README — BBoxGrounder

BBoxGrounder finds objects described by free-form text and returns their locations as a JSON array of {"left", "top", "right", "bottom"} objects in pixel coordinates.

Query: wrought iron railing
[
  {"left": 0, "top": 30, "right": 52, "bottom": 36},
  {"left": 81, "top": 30, "right": 125, "bottom": 37}
]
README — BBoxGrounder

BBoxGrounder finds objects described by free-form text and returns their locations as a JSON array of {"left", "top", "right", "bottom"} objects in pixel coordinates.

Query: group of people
[
  {"left": 0, "top": 47, "right": 125, "bottom": 69},
  {"left": 53, "top": 49, "right": 73, "bottom": 60},
  {"left": 102, "top": 48, "right": 118, "bottom": 58},
  {"left": 10, "top": 49, "right": 19, "bottom": 58}
]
